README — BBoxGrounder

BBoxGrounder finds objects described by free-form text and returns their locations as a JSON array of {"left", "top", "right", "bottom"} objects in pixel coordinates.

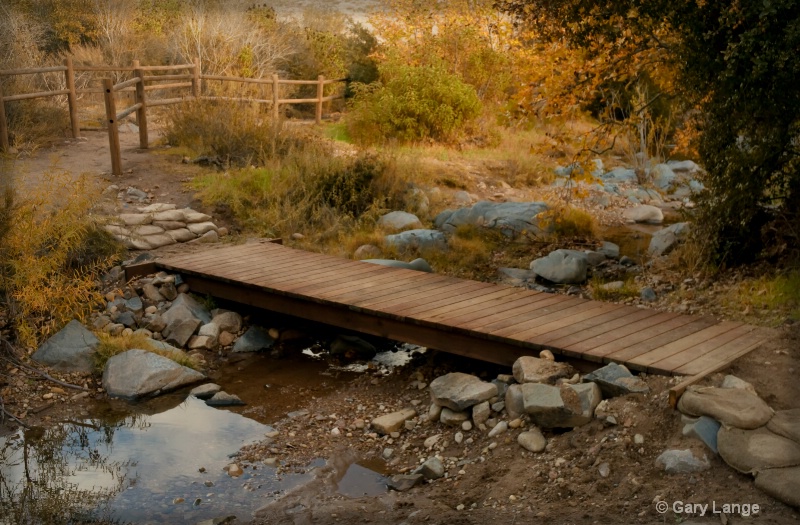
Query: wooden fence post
[
  {"left": 103, "top": 78, "right": 122, "bottom": 176},
  {"left": 272, "top": 73, "right": 280, "bottom": 122},
  {"left": 192, "top": 58, "right": 201, "bottom": 98},
  {"left": 316, "top": 75, "right": 325, "bottom": 124},
  {"left": 0, "top": 80, "right": 8, "bottom": 153},
  {"left": 132, "top": 60, "right": 148, "bottom": 149},
  {"left": 64, "top": 57, "right": 80, "bottom": 139}
]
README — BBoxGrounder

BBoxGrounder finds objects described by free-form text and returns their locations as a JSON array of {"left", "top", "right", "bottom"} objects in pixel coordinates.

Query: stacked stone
[{"left": 106, "top": 203, "right": 226, "bottom": 250}]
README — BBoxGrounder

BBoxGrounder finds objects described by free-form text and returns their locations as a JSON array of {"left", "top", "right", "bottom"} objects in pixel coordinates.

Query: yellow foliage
[
  {"left": 0, "top": 169, "right": 122, "bottom": 348},
  {"left": 94, "top": 332, "right": 198, "bottom": 372},
  {"left": 537, "top": 205, "right": 596, "bottom": 239}
]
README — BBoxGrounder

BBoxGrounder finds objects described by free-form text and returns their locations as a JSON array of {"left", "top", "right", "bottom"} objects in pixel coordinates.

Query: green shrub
[{"left": 346, "top": 61, "right": 482, "bottom": 144}]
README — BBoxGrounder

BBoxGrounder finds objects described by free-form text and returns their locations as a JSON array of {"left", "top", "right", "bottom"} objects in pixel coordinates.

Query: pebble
[
  {"left": 508, "top": 418, "right": 523, "bottom": 429},
  {"left": 634, "top": 434, "right": 645, "bottom": 445},
  {"left": 331, "top": 428, "right": 341, "bottom": 436},
  {"left": 462, "top": 421, "right": 473, "bottom": 431},
  {"left": 598, "top": 462, "right": 610, "bottom": 478},
  {"left": 424, "top": 435, "right": 441, "bottom": 449},
  {"left": 173, "top": 498, "right": 184, "bottom": 504},
  {"left": 488, "top": 421, "right": 508, "bottom": 438},
  {"left": 518, "top": 429, "right": 547, "bottom": 453},
  {"left": 455, "top": 432, "right": 464, "bottom": 444},
  {"left": 227, "top": 464, "right": 244, "bottom": 477},
  {"left": 456, "top": 504, "right": 465, "bottom": 511},
  {"left": 383, "top": 448, "right": 394, "bottom": 459}
]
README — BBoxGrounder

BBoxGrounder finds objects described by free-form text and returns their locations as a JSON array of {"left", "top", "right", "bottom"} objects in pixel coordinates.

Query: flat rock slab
[
  {"left": 718, "top": 426, "right": 800, "bottom": 474},
  {"left": 755, "top": 466, "right": 800, "bottom": 508},
  {"left": 678, "top": 386, "right": 773, "bottom": 429},
  {"left": 385, "top": 229, "right": 447, "bottom": 252},
  {"left": 429, "top": 372, "right": 497, "bottom": 411},
  {"left": 31, "top": 320, "right": 98, "bottom": 373},
  {"left": 584, "top": 362, "right": 649, "bottom": 397},
  {"left": 512, "top": 356, "right": 573, "bottom": 384},
  {"left": 102, "top": 349, "right": 205, "bottom": 399},
  {"left": 190, "top": 383, "right": 222, "bottom": 399},
  {"left": 518, "top": 383, "right": 585, "bottom": 428},
  {"left": 372, "top": 408, "right": 417, "bottom": 435},
  {"left": 530, "top": 249, "right": 588, "bottom": 284},
  {"left": 387, "top": 474, "right": 424, "bottom": 492},
  {"left": 767, "top": 409, "right": 800, "bottom": 444}
]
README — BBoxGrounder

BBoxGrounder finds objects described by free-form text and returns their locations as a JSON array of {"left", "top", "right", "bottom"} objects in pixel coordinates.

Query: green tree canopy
[{"left": 501, "top": 0, "right": 800, "bottom": 266}]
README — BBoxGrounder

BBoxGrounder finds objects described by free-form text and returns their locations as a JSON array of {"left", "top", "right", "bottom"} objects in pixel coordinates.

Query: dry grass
[
  {"left": 93, "top": 332, "right": 198, "bottom": 372},
  {"left": 589, "top": 275, "right": 640, "bottom": 301}
]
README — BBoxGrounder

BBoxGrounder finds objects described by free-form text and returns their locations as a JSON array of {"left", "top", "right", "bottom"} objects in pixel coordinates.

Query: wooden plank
[
  {"left": 349, "top": 278, "right": 477, "bottom": 310},
  {"left": 361, "top": 280, "right": 493, "bottom": 311},
  {"left": 531, "top": 304, "right": 630, "bottom": 345},
  {"left": 564, "top": 311, "right": 683, "bottom": 356},
  {"left": 409, "top": 287, "right": 528, "bottom": 320},
  {"left": 585, "top": 314, "right": 707, "bottom": 360},
  {"left": 491, "top": 298, "right": 597, "bottom": 339},
  {"left": 512, "top": 301, "right": 621, "bottom": 342},
  {"left": 629, "top": 321, "right": 744, "bottom": 369},
  {"left": 428, "top": 289, "right": 548, "bottom": 326},
  {"left": 223, "top": 255, "right": 357, "bottom": 283},
  {"left": 478, "top": 296, "right": 586, "bottom": 333},
  {"left": 672, "top": 328, "right": 771, "bottom": 376},
  {"left": 388, "top": 285, "right": 515, "bottom": 318},
  {"left": 602, "top": 316, "right": 720, "bottom": 364},
  {"left": 331, "top": 274, "right": 466, "bottom": 305},
  {"left": 167, "top": 246, "right": 313, "bottom": 280},
  {"left": 282, "top": 263, "right": 441, "bottom": 295},
  {"left": 643, "top": 323, "right": 754, "bottom": 373},
  {"left": 454, "top": 293, "right": 571, "bottom": 332},
  {"left": 279, "top": 265, "right": 413, "bottom": 296},
  {"left": 545, "top": 308, "right": 663, "bottom": 356}
]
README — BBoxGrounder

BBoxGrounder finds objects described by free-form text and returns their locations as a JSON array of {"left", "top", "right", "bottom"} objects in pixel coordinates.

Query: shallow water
[{"left": 0, "top": 395, "right": 311, "bottom": 524}]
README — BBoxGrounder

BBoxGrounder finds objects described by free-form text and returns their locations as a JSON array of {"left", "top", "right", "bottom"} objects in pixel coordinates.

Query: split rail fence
[{"left": 0, "top": 57, "right": 345, "bottom": 175}]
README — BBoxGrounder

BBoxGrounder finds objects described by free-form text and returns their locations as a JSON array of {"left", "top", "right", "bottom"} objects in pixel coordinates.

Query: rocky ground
[{"left": 1, "top": 130, "right": 799, "bottom": 525}]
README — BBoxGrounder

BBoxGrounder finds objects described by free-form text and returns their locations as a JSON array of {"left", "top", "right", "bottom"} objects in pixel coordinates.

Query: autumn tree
[{"left": 502, "top": 0, "right": 800, "bottom": 266}]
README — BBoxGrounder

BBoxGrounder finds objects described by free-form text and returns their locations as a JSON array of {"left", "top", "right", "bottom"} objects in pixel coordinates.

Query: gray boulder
[
  {"left": 598, "top": 241, "right": 620, "bottom": 259},
  {"left": 417, "top": 457, "right": 445, "bottom": 480},
  {"left": 655, "top": 449, "right": 710, "bottom": 474},
  {"left": 518, "top": 383, "right": 586, "bottom": 428},
  {"left": 530, "top": 249, "right": 589, "bottom": 284},
  {"left": 755, "top": 466, "right": 800, "bottom": 508},
  {"left": 232, "top": 326, "right": 274, "bottom": 353},
  {"left": 429, "top": 372, "right": 497, "bottom": 411},
  {"left": 512, "top": 356, "right": 573, "bottom": 384},
  {"left": 378, "top": 211, "right": 423, "bottom": 231},
  {"left": 206, "top": 391, "right": 245, "bottom": 406},
  {"left": 648, "top": 222, "right": 691, "bottom": 257},
  {"left": 622, "top": 205, "right": 664, "bottom": 224},
  {"left": 677, "top": 386, "right": 773, "bottom": 429},
  {"left": 667, "top": 159, "right": 703, "bottom": 175},
  {"left": 31, "top": 320, "right": 99, "bottom": 373},
  {"left": 161, "top": 293, "right": 211, "bottom": 326},
  {"left": 210, "top": 311, "right": 243, "bottom": 333},
  {"left": 190, "top": 383, "right": 222, "bottom": 399},
  {"left": 583, "top": 362, "right": 649, "bottom": 397},
  {"left": 650, "top": 164, "right": 677, "bottom": 190},
  {"left": 601, "top": 167, "right": 637, "bottom": 183},
  {"left": 362, "top": 258, "right": 433, "bottom": 273},
  {"left": 163, "top": 318, "right": 201, "bottom": 348},
  {"left": 387, "top": 474, "right": 424, "bottom": 492},
  {"left": 435, "top": 201, "right": 549, "bottom": 238},
  {"left": 682, "top": 416, "right": 722, "bottom": 454},
  {"left": 718, "top": 426, "right": 800, "bottom": 474},
  {"left": 385, "top": 229, "right": 446, "bottom": 252},
  {"left": 102, "top": 349, "right": 205, "bottom": 399}
]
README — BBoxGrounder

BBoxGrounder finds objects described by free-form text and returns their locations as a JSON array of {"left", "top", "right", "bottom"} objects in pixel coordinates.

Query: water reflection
[{"left": 0, "top": 395, "right": 308, "bottom": 524}]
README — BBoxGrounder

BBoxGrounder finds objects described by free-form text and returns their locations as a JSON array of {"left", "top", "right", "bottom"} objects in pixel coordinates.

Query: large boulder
[
  {"left": 650, "top": 164, "right": 677, "bottom": 191},
  {"left": 677, "top": 386, "right": 773, "bottom": 429},
  {"left": 362, "top": 258, "right": 433, "bottom": 273},
  {"left": 31, "top": 320, "right": 99, "bottom": 373},
  {"left": 161, "top": 293, "right": 212, "bottom": 326},
  {"left": 601, "top": 167, "right": 638, "bottom": 183},
  {"left": 385, "top": 229, "right": 446, "bottom": 252},
  {"left": 429, "top": 372, "right": 497, "bottom": 411},
  {"left": 378, "top": 211, "right": 423, "bottom": 231},
  {"left": 718, "top": 426, "right": 800, "bottom": 474},
  {"left": 435, "top": 201, "right": 549, "bottom": 238},
  {"left": 648, "top": 222, "right": 690, "bottom": 257},
  {"left": 622, "top": 205, "right": 664, "bottom": 224},
  {"left": 102, "top": 349, "right": 205, "bottom": 399},
  {"left": 530, "top": 249, "right": 589, "bottom": 284},
  {"left": 516, "top": 383, "right": 593, "bottom": 428},
  {"left": 512, "top": 356, "right": 573, "bottom": 384}
]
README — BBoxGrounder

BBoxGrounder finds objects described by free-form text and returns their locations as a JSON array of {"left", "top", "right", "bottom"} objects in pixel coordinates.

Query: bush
[
  {"left": 0, "top": 171, "right": 124, "bottom": 348},
  {"left": 538, "top": 205, "right": 596, "bottom": 240},
  {"left": 346, "top": 62, "right": 482, "bottom": 145}
]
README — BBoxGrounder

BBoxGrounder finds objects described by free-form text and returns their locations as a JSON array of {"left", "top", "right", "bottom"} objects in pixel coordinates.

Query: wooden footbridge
[{"left": 127, "top": 240, "right": 773, "bottom": 402}]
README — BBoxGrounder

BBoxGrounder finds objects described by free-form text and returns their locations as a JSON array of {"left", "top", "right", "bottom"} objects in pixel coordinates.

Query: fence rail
[{"left": 0, "top": 57, "right": 347, "bottom": 174}]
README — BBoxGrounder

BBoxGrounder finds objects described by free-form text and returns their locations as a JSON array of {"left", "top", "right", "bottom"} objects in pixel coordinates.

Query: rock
[
  {"left": 530, "top": 249, "right": 588, "bottom": 284},
  {"left": 435, "top": 201, "right": 549, "bottom": 238},
  {"left": 417, "top": 457, "right": 444, "bottom": 480},
  {"left": 423, "top": 434, "right": 441, "bottom": 449},
  {"left": 195, "top": 517, "right": 236, "bottom": 525},
  {"left": 505, "top": 384, "right": 525, "bottom": 420},
  {"left": 125, "top": 296, "right": 144, "bottom": 314},
  {"left": 488, "top": 421, "right": 508, "bottom": 438},
  {"left": 655, "top": 449, "right": 710, "bottom": 474},
  {"left": 768, "top": 409, "right": 800, "bottom": 444},
  {"left": 218, "top": 331, "right": 236, "bottom": 346},
  {"left": 145, "top": 314, "right": 167, "bottom": 333},
  {"left": 597, "top": 242, "right": 620, "bottom": 260},
  {"left": 188, "top": 335, "right": 218, "bottom": 351},
  {"left": 362, "top": 258, "right": 433, "bottom": 273},
  {"left": 539, "top": 349, "right": 555, "bottom": 361},
  {"left": 640, "top": 287, "right": 657, "bottom": 302},
  {"left": 227, "top": 464, "right": 244, "bottom": 477},
  {"left": 385, "top": 229, "right": 447, "bottom": 252},
  {"left": 378, "top": 211, "right": 423, "bottom": 231},
  {"left": 114, "top": 311, "right": 137, "bottom": 328},
  {"left": 755, "top": 466, "right": 800, "bottom": 508},
  {"left": 198, "top": 323, "right": 221, "bottom": 339},
  {"left": 429, "top": 372, "right": 498, "bottom": 411},
  {"left": 519, "top": 383, "right": 583, "bottom": 428},
  {"left": 102, "top": 349, "right": 205, "bottom": 399},
  {"left": 31, "top": 320, "right": 99, "bottom": 373},
  {"left": 232, "top": 326, "right": 275, "bottom": 352},
  {"left": 187, "top": 222, "right": 218, "bottom": 236},
  {"left": 330, "top": 335, "right": 376, "bottom": 360},
  {"left": 512, "top": 356, "right": 573, "bottom": 384},
  {"left": 211, "top": 311, "right": 243, "bottom": 333},
  {"left": 721, "top": 374, "right": 757, "bottom": 394},
  {"left": 206, "top": 391, "right": 246, "bottom": 406},
  {"left": 601, "top": 167, "right": 637, "bottom": 183},
  {"left": 354, "top": 244, "right": 382, "bottom": 260},
  {"left": 440, "top": 407, "right": 470, "bottom": 426},
  {"left": 142, "top": 283, "right": 165, "bottom": 302},
  {"left": 159, "top": 282, "right": 178, "bottom": 301},
  {"left": 650, "top": 164, "right": 677, "bottom": 190},
  {"left": 648, "top": 222, "right": 691, "bottom": 257},
  {"left": 198, "top": 230, "right": 219, "bottom": 243},
  {"left": 167, "top": 228, "right": 197, "bottom": 243},
  {"left": 682, "top": 416, "right": 721, "bottom": 454},
  {"left": 93, "top": 315, "right": 112, "bottom": 330},
  {"left": 518, "top": 429, "right": 546, "bottom": 452},
  {"left": 497, "top": 267, "right": 536, "bottom": 287},
  {"left": 677, "top": 386, "right": 773, "bottom": 429},
  {"left": 163, "top": 293, "right": 212, "bottom": 325},
  {"left": 558, "top": 382, "right": 602, "bottom": 427},
  {"left": 190, "top": 383, "right": 222, "bottom": 399},
  {"left": 583, "top": 363, "right": 649, "bottom": 397},
  {"left": 601, "top": 281, "right": 625, "bottom": 291},
  {"left": 718, "top": 426, "right": 800, "bottom": 474},
  {"left": 427, "top": 404, "right": 443, "bottom": 423},
  {"left": 164, "top": 318, "right": 202, "bottom": 348},
  {"left": 371, "top": 408, "right": 417, "bottom": 435},
  {"left": 472, "top": 401, "right": 491, "bottom": 425},
  {"left": 491, "top": 379, "right": 509, "bottom": 399},
  {"left": 622, "top": 205, "right": 664, "bottom": 224},
  {"left": 387, "top": 474, "right": 424, "bottom": 492}
]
